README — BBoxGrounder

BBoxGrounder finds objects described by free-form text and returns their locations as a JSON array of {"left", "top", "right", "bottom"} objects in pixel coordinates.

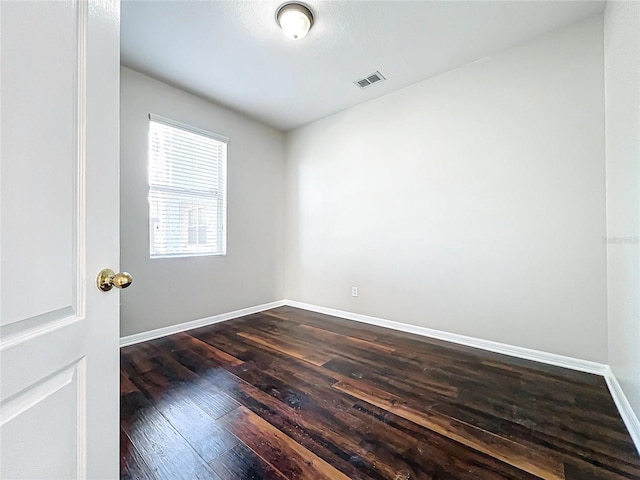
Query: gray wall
[
  {"left": 285, "top": 17, "right": 608, "bottom": 363},
  {"left": 605, "top": 1, "right": 640, "bottom": 417},
  {"left": 120, "top": 67, "right": 286, "bottom": 337}
]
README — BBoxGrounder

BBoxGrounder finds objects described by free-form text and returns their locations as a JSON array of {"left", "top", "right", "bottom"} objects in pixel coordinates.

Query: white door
[{"left": 0, "top": 1, "right": 121, "bottom": 478}]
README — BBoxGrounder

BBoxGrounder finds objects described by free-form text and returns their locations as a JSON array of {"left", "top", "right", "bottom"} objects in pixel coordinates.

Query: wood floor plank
[
  {"left": 223, "top": 370, "right": 382, "bottom": 479},
  {"left": 158, "top": 393, "right": 239, "bottom": 463},
  {"left": 321, "top": 349, "right": 460, "bottom": 401},
  {"left": 170, "top": 332, "right": 244, "bottom": 367},
  {"left": 209, "top": 442, "right": 289, "bottom": 480},
  {"left": 162, "top": 335, "right": 381, "bottom": 478},
  {"left": 271, "top": 306, "right": 381, "bottom": 342},
  {"left": 121, "top": 342, "right": 163, "bottom": 375},
  {"left": 431, "top": 400, "right": 640, "bottom": 478},
  {"left": 563, "top": 459, "right": 634, "bottom": 480},
  {"left": 121, "top": 391, "right": 220, "bottom": 480},
  {"left": 141, "top": 331, "right": 381, "bottom": 478},
  {"left": 120, "top": 370, "right": 139, "bottom": 395},
  {"left": 297, "top": 323, "right": 396, "bottom": 353},
  {"left": 235, "top": 330, "right": 334, "bottom": 366},
  {"left": 220, "top": 406, "right": 352, "bottom": 480},
  {"left": 437, "top": 391, "right": 640, "bottom": 477},
  {"left": 332, "top": 378, "right": 566, "bottom": 479},
  {"left": 343, "top": 402, "right": 542, "bottom": 480},
  {"left": 120, "top": 428, "right": 156, "bottom": 480}
]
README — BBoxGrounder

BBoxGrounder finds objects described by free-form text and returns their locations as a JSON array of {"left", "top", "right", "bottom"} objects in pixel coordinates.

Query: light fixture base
[{"left": 276, "top": 2, "right": 314, "bottom": 40}]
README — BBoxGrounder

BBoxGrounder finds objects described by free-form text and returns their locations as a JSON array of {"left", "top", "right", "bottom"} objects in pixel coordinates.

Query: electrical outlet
[{"left": 352, "top": 286, "right": 358, "bottom": 297}]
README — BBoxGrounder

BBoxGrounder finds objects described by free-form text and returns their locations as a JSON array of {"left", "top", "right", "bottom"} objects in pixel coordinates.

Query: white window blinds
[{"left": 148, "top": 114, "right": 228, "bottom": 258}]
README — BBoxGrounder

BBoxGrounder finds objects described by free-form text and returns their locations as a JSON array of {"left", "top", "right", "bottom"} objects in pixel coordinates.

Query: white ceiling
[{"left": 121, "top": 0, "right": 604, "bottom": 131}]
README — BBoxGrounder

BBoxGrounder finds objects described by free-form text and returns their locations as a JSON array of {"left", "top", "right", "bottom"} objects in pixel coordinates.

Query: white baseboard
[
  {"left": 603, "top": 367, "right": 640, "bottom": 454},
  {"left": 284, "top": 300, "right": 609, "bottom": 376},
  {"left": 119, "top": 300, "right": 285, "bottom": 347}
]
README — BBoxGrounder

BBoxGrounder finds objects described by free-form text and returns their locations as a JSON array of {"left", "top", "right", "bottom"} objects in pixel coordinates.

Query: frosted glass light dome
[{"left": 277, "top": 3, "right": 314, "bottom": 40}]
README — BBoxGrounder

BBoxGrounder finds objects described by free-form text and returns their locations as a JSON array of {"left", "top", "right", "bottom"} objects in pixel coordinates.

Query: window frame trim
[
  {"left": 148, "top": 113, "right": 228, "bottom": 259},
  {"left": 148, "top": 113, "right": 229, "bottom": 144}
]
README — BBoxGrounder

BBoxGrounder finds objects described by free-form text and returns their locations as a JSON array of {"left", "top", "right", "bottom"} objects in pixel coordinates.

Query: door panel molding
[
  {"left": 0, "top": 361, "right": 78, "bottom": 426},
  {"left": 0, "top": 308, "right": 81, "bottom": 352},
  {"left": 1, "top": 358, "right": 87, "bottom": 478},
  {"left": 74, "top": 0, "right": 88, "bottom": 322},
  {"left": 76, "top": 356, "right": 87, "bottom": 478}
]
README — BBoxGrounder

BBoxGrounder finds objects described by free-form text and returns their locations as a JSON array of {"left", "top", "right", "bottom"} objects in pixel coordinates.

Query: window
[{"left": 148, "top": 114, "right": 227, "bottom": 258}]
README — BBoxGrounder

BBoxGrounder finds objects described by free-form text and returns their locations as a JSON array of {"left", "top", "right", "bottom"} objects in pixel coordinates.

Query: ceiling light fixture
[{"left": 276, "top": 3, "right": 314, "bottom": 40}]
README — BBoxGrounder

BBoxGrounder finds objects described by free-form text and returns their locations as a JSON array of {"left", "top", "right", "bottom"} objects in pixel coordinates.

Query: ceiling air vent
[{"left": 354, "top": 71, "right": 386, "bottom": 89}]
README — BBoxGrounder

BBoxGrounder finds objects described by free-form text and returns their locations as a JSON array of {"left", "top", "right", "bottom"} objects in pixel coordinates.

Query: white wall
[
  {"left": 285, "top": 17, "right": 608, "bottom": 362},
  {"left": 605, "top": 1, "right": 640, "bottom": 416},
  {"left": 120, "top": 67, "right": 285, "bottom": 337}
]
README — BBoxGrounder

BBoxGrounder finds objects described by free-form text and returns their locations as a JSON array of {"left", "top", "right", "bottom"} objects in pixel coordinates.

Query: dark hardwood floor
[{"left": 121, "top": 306, "right": 640, "bottom": 479}]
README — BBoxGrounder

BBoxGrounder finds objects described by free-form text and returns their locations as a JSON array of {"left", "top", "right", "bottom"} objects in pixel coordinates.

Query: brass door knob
[{"left": 97, "top": 269, "right": 133, "bottom": 292}]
